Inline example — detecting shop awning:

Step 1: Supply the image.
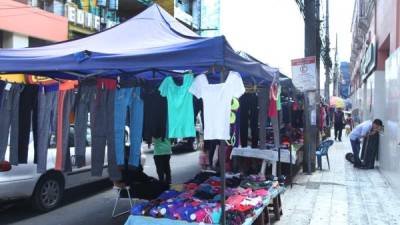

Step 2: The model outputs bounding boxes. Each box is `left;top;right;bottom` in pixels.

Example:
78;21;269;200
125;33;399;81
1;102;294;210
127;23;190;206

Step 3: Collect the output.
0;4;278;83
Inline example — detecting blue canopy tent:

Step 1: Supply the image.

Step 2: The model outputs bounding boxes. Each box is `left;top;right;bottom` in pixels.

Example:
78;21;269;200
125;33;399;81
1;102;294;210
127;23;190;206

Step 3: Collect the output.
237;51;294;88
0;5;287;225
0;4;279;84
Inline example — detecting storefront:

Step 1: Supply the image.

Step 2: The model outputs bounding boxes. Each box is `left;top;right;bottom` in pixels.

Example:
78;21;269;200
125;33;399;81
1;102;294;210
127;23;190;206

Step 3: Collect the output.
350;0;400;193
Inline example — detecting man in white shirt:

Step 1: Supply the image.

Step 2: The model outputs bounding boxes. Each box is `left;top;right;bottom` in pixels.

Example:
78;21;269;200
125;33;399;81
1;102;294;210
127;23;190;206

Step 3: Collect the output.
349;119;383;168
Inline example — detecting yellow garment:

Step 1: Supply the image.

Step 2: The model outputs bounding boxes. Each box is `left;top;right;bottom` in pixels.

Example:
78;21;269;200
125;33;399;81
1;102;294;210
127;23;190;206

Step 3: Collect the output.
26;75;56;85
0;74;26;83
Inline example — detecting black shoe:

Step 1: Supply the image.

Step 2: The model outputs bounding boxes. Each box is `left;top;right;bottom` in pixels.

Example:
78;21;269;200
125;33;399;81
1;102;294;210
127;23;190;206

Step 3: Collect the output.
354;164;363;169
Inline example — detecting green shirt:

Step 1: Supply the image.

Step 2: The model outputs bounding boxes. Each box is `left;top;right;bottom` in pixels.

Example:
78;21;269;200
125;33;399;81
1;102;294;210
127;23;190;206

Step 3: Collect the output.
159;74;196;138
154;138;172;155
277;85;282;111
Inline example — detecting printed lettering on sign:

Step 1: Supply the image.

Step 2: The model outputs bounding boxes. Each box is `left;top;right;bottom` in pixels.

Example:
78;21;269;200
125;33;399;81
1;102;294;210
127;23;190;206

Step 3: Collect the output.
86;13;93;28
77;9;85;26
94;16;101;30
67;6;76;22
291;56;317;91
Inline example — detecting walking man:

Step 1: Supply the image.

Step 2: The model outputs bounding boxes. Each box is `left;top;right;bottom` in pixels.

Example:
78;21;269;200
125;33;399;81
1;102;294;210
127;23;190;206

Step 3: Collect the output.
333;108;345;141
349;119;383;168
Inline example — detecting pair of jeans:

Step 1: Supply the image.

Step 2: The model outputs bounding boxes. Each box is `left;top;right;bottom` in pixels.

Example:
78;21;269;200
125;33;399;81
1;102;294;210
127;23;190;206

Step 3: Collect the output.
74;83;97;167
334;123;343;141
18;85;39;164
0;84;23;165
114;87;144;167
153;154;171;184
92;88;121;181
37;85;59;173
0;80;5;107
351;139;362;166
55;89;76;172
239;93;259;148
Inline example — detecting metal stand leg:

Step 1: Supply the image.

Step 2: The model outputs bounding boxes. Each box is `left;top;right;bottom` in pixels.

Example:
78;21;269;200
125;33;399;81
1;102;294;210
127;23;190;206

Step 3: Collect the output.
112;187;132;218
326;154;330;170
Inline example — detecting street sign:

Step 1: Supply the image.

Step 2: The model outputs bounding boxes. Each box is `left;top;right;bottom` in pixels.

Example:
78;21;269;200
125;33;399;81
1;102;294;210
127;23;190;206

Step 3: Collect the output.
291;56;317;91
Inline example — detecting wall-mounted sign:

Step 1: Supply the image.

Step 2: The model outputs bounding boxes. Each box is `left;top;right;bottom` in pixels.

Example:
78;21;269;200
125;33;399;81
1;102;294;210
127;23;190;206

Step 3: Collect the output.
291;56;317;91
361;42;376;80
65;4;116;31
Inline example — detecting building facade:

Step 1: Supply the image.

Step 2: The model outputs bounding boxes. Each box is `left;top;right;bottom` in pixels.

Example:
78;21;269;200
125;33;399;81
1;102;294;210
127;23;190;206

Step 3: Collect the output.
339;62;351;99
350;0;400;193
174;0;220;36
0;0;68;48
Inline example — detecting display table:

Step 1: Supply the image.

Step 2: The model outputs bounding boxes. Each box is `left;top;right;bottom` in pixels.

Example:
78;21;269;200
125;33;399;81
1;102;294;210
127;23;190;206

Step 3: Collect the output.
124;187;285;225
231;147;297;164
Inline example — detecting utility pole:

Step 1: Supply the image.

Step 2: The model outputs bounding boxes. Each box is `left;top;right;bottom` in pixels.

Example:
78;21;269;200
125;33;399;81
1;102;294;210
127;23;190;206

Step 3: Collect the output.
333;34;339;96
324;0;331;101
302;0;320;173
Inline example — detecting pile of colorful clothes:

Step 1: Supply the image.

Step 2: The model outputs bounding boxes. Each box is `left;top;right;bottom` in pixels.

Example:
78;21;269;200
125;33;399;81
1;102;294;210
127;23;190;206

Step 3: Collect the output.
130;173;281;225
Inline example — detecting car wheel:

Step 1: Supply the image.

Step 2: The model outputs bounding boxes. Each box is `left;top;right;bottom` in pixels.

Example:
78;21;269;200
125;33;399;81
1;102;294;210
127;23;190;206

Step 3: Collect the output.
32;172;64;212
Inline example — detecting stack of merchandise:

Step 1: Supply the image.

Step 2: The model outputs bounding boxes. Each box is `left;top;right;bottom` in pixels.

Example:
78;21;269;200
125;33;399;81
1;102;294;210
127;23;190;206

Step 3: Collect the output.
130;173;282;225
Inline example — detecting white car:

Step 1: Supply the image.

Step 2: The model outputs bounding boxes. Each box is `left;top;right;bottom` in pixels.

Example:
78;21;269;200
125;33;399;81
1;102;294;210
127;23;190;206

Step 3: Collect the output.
0;126;145;212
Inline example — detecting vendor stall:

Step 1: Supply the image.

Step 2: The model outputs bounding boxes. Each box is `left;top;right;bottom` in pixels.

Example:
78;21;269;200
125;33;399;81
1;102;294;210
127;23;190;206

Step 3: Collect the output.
0;4;296;225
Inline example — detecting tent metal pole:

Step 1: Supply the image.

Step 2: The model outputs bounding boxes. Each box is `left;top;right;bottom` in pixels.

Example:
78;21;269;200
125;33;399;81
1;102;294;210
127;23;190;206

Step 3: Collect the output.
219;68;227;225
258;86;268;175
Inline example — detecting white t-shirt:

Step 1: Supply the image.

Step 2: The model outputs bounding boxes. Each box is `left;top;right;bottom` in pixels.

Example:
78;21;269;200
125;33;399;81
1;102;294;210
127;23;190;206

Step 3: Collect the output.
349;120;372;141
189;71;245;140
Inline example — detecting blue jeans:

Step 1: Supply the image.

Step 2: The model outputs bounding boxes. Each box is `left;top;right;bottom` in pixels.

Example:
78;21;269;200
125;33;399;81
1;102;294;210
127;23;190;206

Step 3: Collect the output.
114;87;143;167
350;139;362;166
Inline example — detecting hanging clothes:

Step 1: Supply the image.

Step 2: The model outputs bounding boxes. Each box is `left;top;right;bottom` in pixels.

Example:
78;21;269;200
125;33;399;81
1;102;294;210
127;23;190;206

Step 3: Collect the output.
189;72;245;140
37;83;59;173
18;84;39;164
142;85;168;143
55;80;78;172
0;83;23;165
91;78;121;181
74;79;97;167
114;80;144;168
277;85;282;111
268;83;278;118
159;74;196;138
239;93;259;148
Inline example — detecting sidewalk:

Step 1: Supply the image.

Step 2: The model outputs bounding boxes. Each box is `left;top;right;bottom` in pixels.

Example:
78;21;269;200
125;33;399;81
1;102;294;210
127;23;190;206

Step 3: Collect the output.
276;134;400;225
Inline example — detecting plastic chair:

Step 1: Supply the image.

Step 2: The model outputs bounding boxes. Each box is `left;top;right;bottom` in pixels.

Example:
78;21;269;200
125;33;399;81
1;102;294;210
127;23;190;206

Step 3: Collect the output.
316;140;334;170
112;185;133;218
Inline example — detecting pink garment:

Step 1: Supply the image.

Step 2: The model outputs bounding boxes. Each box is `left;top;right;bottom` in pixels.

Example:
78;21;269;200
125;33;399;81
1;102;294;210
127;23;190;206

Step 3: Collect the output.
268;83;278;118
254;189;269;197
195;207;213;224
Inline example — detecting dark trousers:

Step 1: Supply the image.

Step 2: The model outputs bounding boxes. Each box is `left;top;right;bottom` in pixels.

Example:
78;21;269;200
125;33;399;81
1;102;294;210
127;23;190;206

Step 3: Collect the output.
18;85;38;164
37;90;58;173
334;124;343;141
239;93;259;148
350;139;362;166
92;89;121;181
0;84;23;165
55;89;76;172
153;155;171;184
74;84;96;167
204;140;219;167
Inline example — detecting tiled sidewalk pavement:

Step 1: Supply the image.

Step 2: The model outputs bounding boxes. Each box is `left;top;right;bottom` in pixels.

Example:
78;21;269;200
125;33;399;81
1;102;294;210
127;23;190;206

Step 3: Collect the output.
275;135;400;225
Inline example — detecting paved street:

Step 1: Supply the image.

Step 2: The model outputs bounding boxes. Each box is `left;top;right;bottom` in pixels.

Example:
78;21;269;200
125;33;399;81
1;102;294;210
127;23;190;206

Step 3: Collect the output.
0;150;200;225
276;135;400;225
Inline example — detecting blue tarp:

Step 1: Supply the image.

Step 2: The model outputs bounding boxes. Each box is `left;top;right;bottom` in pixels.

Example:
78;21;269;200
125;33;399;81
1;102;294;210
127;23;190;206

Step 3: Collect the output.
0;4;279;84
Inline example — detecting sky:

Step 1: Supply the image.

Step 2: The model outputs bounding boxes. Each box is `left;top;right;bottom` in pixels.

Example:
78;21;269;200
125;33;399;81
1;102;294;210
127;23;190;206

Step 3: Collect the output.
220;0;355;78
